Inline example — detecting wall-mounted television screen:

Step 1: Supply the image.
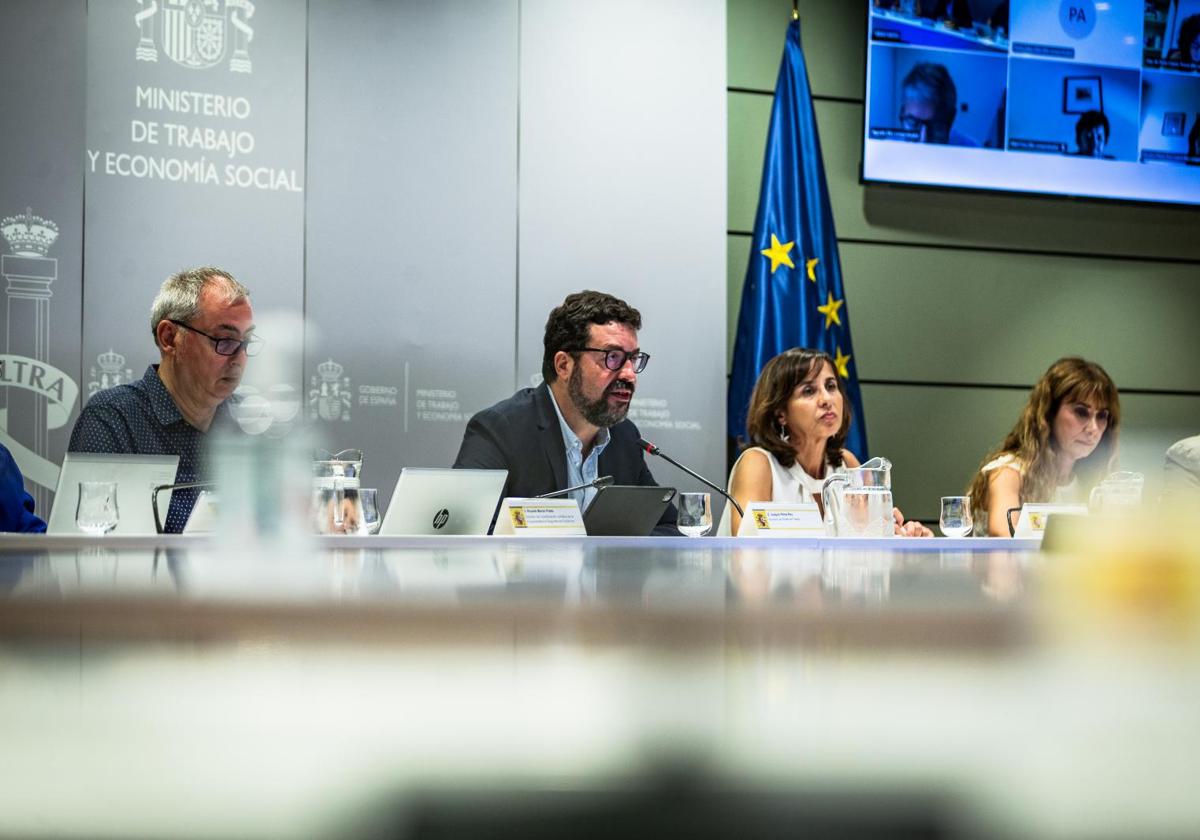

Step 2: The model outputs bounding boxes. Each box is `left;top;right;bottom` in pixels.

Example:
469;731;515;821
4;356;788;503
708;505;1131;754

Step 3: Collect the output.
861;0;1200;206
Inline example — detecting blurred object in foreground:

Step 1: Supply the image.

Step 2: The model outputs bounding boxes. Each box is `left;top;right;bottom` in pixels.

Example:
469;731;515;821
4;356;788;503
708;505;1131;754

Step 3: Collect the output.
1040;504;1200;650
1163;434;1200;502
215;311;314;558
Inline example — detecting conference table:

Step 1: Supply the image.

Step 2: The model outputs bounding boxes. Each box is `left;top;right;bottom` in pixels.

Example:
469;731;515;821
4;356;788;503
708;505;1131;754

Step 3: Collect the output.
1;533;1197;838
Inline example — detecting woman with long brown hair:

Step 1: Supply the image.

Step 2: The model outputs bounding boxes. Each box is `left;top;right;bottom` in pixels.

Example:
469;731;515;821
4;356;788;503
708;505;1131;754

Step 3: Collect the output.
721;347;929;536
967;357;1120;536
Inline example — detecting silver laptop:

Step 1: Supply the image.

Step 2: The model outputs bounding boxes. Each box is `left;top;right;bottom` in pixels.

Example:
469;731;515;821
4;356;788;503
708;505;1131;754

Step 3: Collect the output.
379;468;507;536
47;453;180;536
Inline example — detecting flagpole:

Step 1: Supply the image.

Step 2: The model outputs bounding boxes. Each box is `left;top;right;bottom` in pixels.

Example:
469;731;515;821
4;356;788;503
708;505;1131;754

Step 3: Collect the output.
792;1;799;21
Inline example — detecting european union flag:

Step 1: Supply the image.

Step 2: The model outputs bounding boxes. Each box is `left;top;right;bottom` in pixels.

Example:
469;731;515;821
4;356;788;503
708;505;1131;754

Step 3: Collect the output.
727;19;868;459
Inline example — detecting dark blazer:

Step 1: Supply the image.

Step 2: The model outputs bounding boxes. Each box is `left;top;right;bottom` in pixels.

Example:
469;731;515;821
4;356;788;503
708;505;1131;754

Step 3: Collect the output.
0;443;46;533
453;383;678;533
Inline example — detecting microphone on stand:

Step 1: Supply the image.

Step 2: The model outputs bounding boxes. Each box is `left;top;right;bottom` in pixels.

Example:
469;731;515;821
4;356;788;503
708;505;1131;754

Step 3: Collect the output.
535;475;614;499
636;438;743;518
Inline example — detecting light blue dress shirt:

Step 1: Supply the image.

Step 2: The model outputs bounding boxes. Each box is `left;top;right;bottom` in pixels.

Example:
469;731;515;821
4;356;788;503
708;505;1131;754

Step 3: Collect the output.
548;388;610;511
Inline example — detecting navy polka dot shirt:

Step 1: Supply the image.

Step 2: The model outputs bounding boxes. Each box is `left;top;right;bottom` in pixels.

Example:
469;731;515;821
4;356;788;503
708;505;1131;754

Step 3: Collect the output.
68;365;239;533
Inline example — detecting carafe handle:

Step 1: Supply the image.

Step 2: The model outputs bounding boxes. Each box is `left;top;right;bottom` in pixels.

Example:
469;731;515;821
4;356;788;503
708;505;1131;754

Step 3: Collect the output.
821;472;848;536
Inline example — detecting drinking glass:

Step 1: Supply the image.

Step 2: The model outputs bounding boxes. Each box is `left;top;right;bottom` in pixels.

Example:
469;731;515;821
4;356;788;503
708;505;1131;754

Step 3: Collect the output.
76;481;119;536
939;496;973;538
359;488;381;535
676;492;713;537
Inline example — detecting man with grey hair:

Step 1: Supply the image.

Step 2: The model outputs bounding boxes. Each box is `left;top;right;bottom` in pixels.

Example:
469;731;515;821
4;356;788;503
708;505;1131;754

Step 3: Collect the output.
68;267;259;532
898;62;977;147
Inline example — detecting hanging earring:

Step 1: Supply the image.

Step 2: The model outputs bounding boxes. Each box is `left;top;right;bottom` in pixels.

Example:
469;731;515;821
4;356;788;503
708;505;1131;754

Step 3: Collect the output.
778;421;791;443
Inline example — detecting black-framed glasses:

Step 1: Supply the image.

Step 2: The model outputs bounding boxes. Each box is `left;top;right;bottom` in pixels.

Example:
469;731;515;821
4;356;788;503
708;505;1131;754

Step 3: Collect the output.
898;110;949;141
168;319;263;357
575;347;650;374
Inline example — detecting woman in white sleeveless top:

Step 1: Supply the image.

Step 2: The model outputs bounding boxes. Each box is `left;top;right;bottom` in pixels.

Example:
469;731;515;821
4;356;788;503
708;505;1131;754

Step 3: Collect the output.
967;357;1120;536
721;348;929;537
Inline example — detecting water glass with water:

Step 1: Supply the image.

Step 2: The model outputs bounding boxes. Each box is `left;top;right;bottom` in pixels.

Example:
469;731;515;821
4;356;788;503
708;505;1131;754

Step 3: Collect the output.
939;496;973;538
76;481;119;536
676;492;713;537
840;486;894;536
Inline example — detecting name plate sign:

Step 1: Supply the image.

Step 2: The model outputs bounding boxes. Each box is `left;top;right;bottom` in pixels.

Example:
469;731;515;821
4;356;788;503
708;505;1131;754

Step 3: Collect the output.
182;491;219;534
493;498;586;537
737;501;825;537
1014;503;1089;539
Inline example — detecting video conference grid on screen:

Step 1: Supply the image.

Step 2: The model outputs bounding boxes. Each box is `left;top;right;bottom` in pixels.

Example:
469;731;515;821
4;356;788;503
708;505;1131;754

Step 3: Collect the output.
862;1;1200;205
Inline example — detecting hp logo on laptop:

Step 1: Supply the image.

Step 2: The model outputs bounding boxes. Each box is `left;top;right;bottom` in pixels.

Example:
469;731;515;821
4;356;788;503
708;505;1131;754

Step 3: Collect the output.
432;508;450;530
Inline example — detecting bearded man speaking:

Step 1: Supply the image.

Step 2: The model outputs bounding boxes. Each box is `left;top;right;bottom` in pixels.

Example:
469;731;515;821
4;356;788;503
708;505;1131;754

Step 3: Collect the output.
453;290;676;533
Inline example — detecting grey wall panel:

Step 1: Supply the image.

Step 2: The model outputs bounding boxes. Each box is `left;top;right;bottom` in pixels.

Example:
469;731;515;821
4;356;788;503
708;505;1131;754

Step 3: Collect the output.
305;0;519;502
860;169;1200;263
730;225;1200;395
729;0;865;100
862;384;1026;521
83;0;308;390
0;0;86;514
730;94;1200;261
518;0;728;495
730;228;1200;391
841;242;1200;392
726;233;752;371
863;384;1199;522
726;0;782;93
727;92;773;240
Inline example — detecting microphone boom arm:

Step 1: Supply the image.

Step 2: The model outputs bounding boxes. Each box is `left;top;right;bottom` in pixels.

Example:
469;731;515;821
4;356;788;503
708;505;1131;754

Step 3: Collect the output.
637;439;743;519
536;475;615;499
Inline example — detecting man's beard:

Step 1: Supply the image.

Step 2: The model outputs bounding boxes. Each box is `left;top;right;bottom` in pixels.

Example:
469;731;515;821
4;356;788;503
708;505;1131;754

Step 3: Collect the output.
568;366;634;428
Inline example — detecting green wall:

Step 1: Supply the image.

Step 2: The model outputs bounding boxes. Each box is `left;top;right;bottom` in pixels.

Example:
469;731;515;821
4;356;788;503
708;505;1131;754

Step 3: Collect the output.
727;0;1200;520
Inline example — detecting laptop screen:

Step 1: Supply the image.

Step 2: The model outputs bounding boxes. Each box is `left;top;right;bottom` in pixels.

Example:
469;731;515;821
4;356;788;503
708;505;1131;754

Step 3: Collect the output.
47;452;180;536
379;468;507;536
